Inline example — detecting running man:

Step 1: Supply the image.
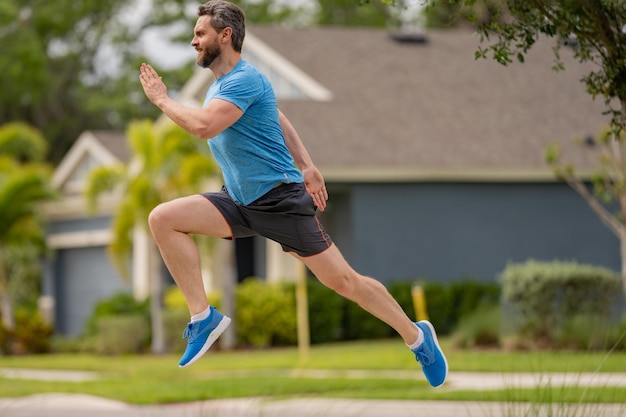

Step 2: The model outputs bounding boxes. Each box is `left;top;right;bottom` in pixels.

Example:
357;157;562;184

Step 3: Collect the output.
139;0;447;387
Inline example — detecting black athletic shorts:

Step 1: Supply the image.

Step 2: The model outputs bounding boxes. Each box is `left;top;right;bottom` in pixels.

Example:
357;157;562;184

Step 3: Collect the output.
202;182;332;257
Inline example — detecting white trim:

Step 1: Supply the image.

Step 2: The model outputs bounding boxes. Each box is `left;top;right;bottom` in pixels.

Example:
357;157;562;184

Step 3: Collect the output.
161;31;333;118
52;131;121;189
132;226;150;301
47;230;112;249
244;32;333;101
266;240;299;283
40;193;120;220
177;69;214;108
319;167;595;183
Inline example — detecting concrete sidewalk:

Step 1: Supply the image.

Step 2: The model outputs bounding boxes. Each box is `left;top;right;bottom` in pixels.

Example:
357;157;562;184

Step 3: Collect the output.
0;370;625;416
1;394;625;417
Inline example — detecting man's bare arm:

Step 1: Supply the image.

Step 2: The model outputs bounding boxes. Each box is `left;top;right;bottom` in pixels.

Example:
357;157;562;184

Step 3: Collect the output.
139;63;242;138
279;110;328;211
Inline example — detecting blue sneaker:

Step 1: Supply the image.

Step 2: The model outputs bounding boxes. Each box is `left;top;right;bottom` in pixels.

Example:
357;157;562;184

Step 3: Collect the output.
412;320;448;387
179;306;231;368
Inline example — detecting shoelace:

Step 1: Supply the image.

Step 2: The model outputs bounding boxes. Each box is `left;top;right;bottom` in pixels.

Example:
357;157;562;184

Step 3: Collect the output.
415;343;435;366
415;350;434;366
182;323;195;340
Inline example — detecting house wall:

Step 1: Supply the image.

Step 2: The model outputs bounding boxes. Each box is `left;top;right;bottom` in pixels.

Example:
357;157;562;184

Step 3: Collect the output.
42;181;622;335
321;182;620;284
43;216;131;335
49;246;130;335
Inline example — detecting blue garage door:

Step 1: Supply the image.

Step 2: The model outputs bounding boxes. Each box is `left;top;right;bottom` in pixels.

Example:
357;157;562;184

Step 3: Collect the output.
54;246;130;335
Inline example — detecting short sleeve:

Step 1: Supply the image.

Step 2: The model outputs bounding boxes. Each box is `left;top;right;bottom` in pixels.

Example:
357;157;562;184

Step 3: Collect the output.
214;70;264;112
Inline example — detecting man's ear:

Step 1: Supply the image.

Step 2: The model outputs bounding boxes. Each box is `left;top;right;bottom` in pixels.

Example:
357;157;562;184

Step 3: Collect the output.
220;27;233;44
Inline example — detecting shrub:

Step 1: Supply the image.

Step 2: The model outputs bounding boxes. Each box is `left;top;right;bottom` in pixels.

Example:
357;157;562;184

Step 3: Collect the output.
422;282;454;334
164;286;188;310
499;260;621;347
341;298;391;340
83;292;150;336
408;279;501;336
452;305;501;349
307;278;343;344
606;314;626;351
95;315;150;355
162;308;191;354
388;281;418;321
50;335;97;353
236;278;297;348
0;310;54;354
163;285;222;310
554;313;613;351
448;280;500;319
0;317;9;354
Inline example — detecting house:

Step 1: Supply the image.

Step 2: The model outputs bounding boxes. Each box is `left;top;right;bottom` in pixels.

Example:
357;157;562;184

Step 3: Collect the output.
41;26;618;336
41;131;134;335
250;26;617;283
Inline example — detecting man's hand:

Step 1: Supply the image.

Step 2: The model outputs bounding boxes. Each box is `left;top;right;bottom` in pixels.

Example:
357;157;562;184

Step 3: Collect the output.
139;63;168;106
302;166;328;211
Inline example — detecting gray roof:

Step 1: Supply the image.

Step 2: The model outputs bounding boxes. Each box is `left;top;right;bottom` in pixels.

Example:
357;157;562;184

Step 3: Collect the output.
90;130;130;162
249;26;607;181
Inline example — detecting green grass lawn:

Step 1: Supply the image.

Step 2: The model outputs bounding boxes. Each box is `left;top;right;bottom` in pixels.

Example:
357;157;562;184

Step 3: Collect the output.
0;338;625;404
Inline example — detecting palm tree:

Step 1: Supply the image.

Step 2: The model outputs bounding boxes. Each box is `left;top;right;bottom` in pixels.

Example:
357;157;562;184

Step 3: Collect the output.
85;120;218;353
0;123;55;331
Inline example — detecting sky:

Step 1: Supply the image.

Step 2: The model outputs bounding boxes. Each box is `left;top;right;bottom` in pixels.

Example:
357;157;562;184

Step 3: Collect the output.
119;0;427;70
126;0;319;69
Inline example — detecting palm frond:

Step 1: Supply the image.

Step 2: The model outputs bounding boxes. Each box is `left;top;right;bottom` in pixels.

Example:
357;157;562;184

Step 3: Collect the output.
0;165;56;239
0;122;48;163
84;164;127;214
85;119;221;279
107;199;137;281
178;153;219;191
127;120;159;175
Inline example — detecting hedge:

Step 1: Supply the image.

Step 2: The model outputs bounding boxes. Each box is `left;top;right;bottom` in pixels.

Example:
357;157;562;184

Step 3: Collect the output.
499;259;621;346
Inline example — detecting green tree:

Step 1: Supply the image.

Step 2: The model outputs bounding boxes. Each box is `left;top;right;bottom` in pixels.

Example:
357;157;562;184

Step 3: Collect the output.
0;123;56;330
317;0;391;26
421;0;508;28
480;1;626;305
85;119;218;353
229;0;307;24
0;0;196;163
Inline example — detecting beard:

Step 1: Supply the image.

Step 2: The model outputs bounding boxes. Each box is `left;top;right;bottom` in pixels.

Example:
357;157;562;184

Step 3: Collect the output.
197;43;221;68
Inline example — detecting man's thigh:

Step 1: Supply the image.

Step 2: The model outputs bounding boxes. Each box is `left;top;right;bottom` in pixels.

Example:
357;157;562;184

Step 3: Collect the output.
155;194;232;238
296;244;354;285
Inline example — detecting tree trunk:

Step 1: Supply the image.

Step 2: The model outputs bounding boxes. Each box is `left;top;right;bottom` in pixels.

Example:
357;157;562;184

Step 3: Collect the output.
215;239;236;350
0;249;15;330
0;290;14;331
621;232;626;306
149;239;165;354
295;262;310;362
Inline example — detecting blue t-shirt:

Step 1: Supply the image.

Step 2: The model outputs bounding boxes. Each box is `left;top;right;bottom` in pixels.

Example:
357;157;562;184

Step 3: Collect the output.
203;60;303;205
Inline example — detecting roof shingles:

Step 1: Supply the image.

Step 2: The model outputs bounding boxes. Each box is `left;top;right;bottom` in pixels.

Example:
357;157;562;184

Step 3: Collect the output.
248;26;608;177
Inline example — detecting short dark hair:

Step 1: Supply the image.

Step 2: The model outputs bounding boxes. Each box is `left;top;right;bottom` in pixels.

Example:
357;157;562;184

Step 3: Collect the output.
198;1;245;52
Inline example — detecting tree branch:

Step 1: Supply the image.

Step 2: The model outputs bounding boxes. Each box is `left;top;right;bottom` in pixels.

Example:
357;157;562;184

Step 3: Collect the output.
560;172;623;238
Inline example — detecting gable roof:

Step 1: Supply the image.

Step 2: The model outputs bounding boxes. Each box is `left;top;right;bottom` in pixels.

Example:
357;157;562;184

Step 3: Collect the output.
246;26;606;182
52;130;129;195
43;130;128;220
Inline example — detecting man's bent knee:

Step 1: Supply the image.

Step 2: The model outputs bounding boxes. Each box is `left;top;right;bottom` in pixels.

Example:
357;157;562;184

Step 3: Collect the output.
323;272;362;300
148;202;174;237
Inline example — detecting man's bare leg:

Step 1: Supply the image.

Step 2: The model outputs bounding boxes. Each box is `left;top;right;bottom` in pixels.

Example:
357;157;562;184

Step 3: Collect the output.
296;244;419;345
148;194;231;315
298;244;448;387
148;194;234;367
